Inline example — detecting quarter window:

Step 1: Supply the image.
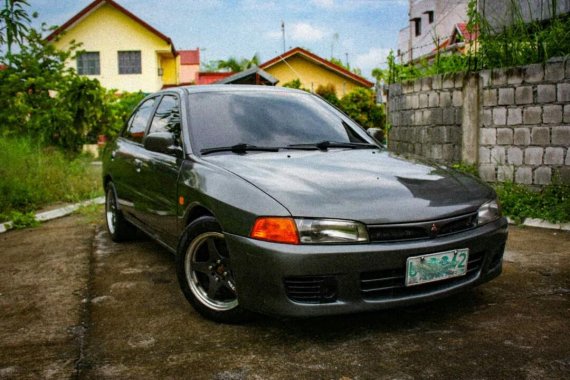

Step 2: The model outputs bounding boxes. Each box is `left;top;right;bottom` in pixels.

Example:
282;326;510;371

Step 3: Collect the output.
77;52;100;75
118;51;142;74
125;98;156;143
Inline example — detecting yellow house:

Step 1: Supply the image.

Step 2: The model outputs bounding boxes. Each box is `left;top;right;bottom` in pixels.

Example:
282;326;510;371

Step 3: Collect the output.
46;0;178;92
260;47;374;98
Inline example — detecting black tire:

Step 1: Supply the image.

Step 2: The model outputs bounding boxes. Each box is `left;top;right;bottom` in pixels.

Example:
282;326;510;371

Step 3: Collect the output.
176;216;250;323
105;183;137;242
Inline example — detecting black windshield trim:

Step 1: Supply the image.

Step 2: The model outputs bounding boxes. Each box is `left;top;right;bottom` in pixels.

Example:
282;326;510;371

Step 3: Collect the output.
287;141;378;151
200;144;280;155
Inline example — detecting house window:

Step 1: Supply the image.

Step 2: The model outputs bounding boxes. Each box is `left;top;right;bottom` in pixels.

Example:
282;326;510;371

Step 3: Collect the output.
77;52;100;75
412;18;422;36
425;11;434;24
118;51;142;74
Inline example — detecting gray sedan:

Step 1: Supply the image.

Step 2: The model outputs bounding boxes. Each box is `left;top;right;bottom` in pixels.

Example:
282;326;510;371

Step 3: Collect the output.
102;85;508;323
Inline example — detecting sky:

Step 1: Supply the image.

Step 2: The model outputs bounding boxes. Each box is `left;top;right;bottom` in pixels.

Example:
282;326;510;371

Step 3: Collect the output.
28;0;409;80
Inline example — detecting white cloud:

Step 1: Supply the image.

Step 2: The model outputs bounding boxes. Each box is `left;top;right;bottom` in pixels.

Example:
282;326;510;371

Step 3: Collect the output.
354;47;392;70
312;0;335;8
265;30;283;40
289;22;328;42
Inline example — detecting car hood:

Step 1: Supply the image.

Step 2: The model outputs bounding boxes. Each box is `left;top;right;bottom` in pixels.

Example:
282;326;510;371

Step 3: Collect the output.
203;149;494;224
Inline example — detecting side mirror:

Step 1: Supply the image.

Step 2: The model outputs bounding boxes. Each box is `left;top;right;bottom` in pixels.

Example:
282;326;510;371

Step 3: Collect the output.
367;128;385;144
144;132;183;158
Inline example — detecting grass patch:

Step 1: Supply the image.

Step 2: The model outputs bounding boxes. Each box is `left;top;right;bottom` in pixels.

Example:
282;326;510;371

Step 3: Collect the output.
451;163;569;224
75;203;104;225
0;137;103;221
494;182;570;224
6;211;41;229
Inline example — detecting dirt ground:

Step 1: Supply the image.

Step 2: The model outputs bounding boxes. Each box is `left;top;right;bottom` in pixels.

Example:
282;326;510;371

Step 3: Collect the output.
0;213;568;380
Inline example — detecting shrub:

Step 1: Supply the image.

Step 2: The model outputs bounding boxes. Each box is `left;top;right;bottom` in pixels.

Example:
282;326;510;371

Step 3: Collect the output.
0;137;102;218
316;84;341;108
340;88;384;130
494;182;570;224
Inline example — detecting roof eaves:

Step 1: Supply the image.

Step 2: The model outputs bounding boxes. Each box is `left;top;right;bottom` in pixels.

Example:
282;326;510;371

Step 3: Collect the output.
45;0;177;55
260;47;373;88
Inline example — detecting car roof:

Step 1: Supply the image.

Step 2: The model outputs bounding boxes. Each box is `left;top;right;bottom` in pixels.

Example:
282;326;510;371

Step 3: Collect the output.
160;85;310;96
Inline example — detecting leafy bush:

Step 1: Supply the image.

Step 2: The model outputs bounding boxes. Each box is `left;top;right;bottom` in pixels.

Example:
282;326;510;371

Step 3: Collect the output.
0;26;144;152
340;88;384;130
0;137;102;218
494;182;570;224
315;84;341;107
7;211;40;229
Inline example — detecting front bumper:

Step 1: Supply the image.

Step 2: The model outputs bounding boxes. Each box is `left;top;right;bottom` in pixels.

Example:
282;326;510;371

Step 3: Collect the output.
225;218;508;318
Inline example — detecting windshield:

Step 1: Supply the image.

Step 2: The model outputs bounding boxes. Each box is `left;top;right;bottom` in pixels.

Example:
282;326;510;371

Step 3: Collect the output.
187;91;368;153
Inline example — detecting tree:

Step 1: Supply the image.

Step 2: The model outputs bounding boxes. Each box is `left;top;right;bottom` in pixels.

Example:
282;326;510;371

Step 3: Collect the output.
0;0;32;61
329;57;362;76
216;53;260;72
0;25;141;152
340;88;383;131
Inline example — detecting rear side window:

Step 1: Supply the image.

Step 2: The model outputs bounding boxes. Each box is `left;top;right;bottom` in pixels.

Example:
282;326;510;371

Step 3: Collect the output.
148;95;181;137
125;98;156;143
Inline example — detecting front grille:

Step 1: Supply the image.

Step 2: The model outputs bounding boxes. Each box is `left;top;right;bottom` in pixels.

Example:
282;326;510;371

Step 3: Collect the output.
368;213;478;243
360;250;484;300
284;276;337;304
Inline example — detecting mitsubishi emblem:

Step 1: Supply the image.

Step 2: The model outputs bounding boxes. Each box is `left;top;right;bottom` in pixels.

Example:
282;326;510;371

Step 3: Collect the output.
430;223;438;236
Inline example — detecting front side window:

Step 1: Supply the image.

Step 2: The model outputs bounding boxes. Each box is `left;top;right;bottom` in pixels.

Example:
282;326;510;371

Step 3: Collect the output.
148;95;181;141
118;51;142;74
124;97;156;143
77;52;100;75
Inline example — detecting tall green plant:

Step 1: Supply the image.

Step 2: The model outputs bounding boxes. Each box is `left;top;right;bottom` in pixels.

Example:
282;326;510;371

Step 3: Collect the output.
0;0;31;60
376;0;570;84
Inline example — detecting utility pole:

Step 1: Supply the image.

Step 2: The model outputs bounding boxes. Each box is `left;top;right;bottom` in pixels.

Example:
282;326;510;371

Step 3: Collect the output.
281;21;286;53
331;33;339;58
345;52;349;68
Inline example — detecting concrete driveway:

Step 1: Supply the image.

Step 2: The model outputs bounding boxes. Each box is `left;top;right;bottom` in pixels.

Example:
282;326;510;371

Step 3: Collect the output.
0;213;568;379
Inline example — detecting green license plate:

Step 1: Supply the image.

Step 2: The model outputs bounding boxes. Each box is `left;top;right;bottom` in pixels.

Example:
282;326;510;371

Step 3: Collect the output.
405;249;469;287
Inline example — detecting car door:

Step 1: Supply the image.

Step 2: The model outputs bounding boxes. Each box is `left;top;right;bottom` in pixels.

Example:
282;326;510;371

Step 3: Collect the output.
111;96;158;223
137;94;183;247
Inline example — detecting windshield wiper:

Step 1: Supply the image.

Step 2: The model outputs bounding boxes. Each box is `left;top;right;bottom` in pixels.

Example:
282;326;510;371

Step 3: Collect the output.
287;141;377;151
200;144;280;155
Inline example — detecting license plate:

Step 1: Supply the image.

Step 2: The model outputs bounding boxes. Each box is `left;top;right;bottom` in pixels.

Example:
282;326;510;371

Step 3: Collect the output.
405;249;469;287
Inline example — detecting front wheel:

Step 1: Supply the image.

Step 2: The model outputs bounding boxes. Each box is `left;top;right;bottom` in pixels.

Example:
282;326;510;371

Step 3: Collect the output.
176;216;250;323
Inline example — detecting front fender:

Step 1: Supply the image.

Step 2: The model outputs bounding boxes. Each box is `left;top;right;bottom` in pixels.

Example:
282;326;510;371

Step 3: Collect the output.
178;159;291;237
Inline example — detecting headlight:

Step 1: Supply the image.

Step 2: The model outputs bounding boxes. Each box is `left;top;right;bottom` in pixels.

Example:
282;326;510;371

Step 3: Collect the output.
477;200;501;225
295;218;369;244
250;217;369;244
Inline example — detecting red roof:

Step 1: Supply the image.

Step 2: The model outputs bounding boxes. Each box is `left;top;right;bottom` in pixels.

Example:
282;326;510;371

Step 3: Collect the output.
195;72;235;85
179;49;200;65
0;64;7;71
45;0;176;55
432;23;478;53
456;23;478;42
260;47;374;88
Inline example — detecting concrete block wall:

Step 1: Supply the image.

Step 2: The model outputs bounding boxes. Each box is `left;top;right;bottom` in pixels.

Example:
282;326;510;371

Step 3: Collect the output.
387;58;570;186
388;73;463;163
478;59;570;185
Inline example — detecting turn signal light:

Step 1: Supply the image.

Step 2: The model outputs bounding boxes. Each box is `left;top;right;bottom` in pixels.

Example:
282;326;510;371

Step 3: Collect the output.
250;217;299;244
